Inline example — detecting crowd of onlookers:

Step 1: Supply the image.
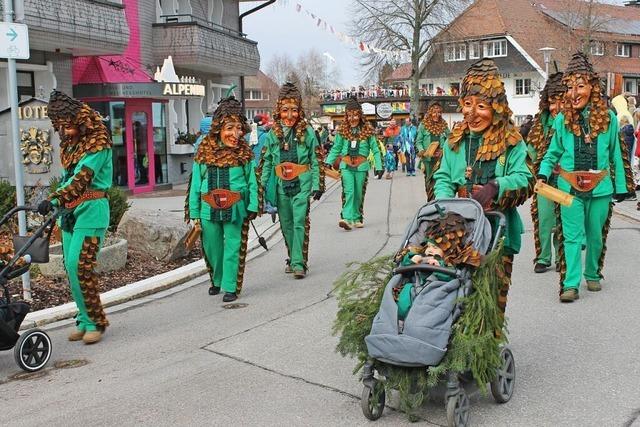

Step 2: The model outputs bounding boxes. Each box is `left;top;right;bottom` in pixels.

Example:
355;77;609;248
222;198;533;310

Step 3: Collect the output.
320;85;457;101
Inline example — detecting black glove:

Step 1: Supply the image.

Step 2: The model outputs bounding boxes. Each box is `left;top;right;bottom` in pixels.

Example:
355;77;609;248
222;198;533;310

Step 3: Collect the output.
312;190;323;201
247;210;258;220
614;193;627;203
472;181;499;207
536;174;547;183
37;199;53;215
375;170;384;178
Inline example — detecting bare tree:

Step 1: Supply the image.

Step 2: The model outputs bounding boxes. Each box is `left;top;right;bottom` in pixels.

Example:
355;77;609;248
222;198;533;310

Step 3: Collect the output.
556;0;615;54
351;0;470;117
265;53;296;86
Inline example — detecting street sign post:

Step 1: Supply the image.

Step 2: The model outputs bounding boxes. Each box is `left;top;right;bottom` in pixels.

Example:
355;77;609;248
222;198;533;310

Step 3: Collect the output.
0;21;29;59
3;0;31;299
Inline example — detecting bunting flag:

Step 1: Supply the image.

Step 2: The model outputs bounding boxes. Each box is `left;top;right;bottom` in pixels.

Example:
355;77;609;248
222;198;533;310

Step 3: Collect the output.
278;1;408;59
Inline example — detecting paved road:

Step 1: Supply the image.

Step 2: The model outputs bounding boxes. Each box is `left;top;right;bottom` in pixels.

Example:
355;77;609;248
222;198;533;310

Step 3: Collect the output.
2;173;640;427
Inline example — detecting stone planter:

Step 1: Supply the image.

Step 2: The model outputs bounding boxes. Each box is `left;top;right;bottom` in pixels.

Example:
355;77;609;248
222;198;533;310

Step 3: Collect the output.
168;143;194;155
39;238;128;278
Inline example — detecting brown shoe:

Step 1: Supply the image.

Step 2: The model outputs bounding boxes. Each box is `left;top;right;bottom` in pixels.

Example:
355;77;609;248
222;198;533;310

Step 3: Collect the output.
285;264;293;274
559;288;579;303
68;330;85;342
338;219;352;231
354;221;364;228
83;330;102;345
293;270;306;279
586;280;602;292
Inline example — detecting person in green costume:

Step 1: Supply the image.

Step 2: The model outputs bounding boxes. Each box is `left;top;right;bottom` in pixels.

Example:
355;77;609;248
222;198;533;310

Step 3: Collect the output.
537;52;634;302
260;82;324;279
527;72;566;274
38;90;112;345
433;59;534;315
187;96;260;302
325;97;382;231
415;101;450;200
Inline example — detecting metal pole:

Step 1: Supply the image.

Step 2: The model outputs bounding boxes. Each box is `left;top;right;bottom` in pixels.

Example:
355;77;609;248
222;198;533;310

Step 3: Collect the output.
4;0;31;299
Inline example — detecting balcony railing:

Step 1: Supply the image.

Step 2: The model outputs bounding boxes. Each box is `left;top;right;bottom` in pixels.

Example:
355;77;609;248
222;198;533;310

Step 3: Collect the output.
158;14;247;38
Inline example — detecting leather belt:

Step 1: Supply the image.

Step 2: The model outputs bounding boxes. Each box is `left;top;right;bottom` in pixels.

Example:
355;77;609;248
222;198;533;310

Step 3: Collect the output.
202;189;241;210
275;162;309;181
64;190;106;209
557;168;608;192
341;155;368;168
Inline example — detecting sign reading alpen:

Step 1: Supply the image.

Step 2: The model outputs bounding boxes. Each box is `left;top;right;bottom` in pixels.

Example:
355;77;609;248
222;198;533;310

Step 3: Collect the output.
162;83;205;97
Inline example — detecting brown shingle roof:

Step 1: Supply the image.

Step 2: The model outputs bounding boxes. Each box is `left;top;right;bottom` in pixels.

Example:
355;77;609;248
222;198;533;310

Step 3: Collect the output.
433;0;640;77
387;63;413;81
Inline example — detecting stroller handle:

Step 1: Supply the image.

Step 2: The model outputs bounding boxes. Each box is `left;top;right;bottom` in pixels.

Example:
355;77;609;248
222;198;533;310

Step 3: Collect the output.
484;210;507;252
393;264;460;279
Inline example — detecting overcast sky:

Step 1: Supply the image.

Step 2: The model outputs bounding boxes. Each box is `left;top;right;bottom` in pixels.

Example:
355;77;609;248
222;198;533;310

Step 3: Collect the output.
241;0;630;88
241;0;363;87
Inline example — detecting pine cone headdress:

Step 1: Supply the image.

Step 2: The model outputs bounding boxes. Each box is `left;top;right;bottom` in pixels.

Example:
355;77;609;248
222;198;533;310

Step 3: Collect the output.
272;82;308;141
339;96;374;140
425;212;481;267
449;59;521;160
538;72;565;111
561;51;610;138
195;96;253;165
47;90;111;169
422;100;448;136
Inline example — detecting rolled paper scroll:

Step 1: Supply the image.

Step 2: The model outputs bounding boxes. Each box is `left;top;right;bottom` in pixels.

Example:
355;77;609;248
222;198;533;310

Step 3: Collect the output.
534;181;574;207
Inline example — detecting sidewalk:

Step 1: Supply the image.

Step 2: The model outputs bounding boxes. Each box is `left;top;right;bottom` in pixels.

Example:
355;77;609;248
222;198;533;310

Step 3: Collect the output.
613;197;640;223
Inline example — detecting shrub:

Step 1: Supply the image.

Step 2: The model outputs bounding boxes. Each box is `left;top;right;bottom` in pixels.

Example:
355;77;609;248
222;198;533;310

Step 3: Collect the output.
0;180;16;219
107;186;130;232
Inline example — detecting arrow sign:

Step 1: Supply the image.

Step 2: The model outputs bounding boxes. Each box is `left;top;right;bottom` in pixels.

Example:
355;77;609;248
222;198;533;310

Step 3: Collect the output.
0;22;29;59
6;27;18;42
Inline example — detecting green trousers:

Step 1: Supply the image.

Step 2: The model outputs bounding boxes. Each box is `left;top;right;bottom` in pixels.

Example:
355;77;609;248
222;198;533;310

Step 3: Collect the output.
341;169;368;223
534;194;559;266
559;195;612;289
62;228;106;332
277;190;310;271
201;218;246;293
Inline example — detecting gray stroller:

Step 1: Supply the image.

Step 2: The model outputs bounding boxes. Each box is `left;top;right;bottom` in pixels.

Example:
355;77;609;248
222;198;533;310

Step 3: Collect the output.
361;199;515;426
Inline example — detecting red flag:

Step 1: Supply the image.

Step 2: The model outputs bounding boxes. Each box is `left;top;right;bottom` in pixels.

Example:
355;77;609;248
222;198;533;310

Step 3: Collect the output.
359;41;365;51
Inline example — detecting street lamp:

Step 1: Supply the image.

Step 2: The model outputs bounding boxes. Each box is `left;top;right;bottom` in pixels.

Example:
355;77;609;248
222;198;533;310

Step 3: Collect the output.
539;47;556;81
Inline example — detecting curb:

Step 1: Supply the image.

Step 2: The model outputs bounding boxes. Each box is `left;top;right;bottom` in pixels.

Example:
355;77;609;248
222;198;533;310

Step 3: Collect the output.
612;205;640;224
21;178;341;330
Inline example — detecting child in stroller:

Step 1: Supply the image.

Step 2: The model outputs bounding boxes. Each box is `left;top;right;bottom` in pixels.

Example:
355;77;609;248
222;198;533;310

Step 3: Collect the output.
0;206;56;373
360;199;515;426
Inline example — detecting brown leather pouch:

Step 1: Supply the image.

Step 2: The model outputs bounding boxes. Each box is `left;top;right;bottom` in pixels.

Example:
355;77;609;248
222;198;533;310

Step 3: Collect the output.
341;155;368;168
202;189;242;210
185;223;202;251
558;168;607;192
275;162;310;181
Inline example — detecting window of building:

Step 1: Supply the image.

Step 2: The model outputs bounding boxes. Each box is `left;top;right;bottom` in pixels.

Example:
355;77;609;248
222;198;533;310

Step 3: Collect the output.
469;42;481;59
515;78;532;96
152;103;168;185
624;78;640;95
590;41;604;56
616;43;631;57
17;71;35;101
483;40;507;58
444;43;466;62
244;90;263;100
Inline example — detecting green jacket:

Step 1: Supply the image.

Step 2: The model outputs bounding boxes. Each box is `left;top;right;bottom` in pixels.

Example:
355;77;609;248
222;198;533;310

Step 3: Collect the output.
433;134;533;254
54;149;112;229
260;125;321;206
188;160;258;222
539;109;628;197
326;132;382;172
415;123;449;175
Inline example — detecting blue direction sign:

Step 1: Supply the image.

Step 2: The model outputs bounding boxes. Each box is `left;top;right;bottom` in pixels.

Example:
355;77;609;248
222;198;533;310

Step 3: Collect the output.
0;22;29;60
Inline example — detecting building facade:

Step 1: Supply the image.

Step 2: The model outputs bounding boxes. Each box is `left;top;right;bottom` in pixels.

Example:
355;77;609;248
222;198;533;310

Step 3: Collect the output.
244;70;278;121
1;0;260;193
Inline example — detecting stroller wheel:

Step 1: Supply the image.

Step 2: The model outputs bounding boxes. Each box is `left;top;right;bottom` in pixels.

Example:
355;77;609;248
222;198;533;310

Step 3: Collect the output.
14;329;52;372
446;389;470;427
361;380;385;421
491;346;516;403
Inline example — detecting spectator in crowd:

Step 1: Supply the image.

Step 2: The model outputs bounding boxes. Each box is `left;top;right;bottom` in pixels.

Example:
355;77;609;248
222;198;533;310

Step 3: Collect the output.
519;115;534;140
400;117;417;176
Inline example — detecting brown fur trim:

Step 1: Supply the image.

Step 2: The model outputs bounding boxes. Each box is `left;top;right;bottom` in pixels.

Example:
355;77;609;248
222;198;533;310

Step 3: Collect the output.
194;135;253;166
49;166;94;204
618;132;636;193
235;219;251;295
302;200;311;270
201;238;215;286
56;105;112;170
531;194;542;263
555;203;567;294
78;236;109;329
496;156;535;210
597;202;613;280
338;114;375;141
497;255;513;315
561;73;610;139
184;172;192;222
315;145;326;193
254;146;267;214
425;157;442;201
422;104;448;136
358;173;369;221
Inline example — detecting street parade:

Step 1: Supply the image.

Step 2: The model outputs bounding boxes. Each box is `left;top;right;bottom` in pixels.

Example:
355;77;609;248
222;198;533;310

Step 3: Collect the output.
2;0;640;426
